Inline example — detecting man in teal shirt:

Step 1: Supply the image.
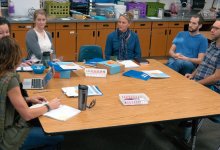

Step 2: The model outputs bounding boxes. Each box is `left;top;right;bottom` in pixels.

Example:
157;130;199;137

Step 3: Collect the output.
166;15;208;75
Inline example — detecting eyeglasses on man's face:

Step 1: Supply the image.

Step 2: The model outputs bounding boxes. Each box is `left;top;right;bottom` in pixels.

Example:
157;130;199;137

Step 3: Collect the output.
211;25;220;31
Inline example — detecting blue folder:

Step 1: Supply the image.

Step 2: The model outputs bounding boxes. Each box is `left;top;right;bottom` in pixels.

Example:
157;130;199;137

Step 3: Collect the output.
123;70;151;81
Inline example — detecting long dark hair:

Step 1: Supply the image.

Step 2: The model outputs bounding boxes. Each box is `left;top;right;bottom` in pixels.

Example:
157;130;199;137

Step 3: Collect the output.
0;36;21;77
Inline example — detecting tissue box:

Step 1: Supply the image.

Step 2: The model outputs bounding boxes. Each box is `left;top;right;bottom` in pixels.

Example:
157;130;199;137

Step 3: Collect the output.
97;60;125;74
54;70;71;79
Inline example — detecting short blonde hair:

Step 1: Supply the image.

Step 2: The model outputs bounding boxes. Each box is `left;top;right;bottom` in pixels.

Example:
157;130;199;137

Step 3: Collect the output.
119;11;134;23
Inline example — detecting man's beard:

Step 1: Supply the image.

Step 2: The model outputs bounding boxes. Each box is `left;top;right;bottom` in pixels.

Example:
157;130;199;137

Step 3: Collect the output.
188;27;199;33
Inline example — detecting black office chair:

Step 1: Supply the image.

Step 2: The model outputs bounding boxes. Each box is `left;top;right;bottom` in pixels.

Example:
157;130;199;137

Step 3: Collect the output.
78;45;103;62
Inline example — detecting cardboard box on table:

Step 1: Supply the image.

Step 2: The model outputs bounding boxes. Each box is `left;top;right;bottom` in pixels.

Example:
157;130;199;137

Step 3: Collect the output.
97;60;125;74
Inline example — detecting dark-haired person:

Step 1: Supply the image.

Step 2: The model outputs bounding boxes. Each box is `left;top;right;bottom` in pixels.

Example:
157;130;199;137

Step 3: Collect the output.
0;36;64;150
105;11;141;60
0;16;32;66
166;15;208;75
185;19;220;121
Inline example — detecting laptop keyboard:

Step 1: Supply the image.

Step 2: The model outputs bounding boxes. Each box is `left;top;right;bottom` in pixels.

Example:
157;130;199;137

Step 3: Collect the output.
32;78;42;88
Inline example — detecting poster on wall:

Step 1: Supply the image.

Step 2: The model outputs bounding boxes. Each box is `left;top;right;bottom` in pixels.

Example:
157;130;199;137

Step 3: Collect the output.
1;0;8;7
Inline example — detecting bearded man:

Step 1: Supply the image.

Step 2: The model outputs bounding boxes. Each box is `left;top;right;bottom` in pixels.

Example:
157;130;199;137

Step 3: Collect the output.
166;15;208;75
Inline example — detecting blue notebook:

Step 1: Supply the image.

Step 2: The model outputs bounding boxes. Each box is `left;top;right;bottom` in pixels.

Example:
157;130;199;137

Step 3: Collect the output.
123;70;151;81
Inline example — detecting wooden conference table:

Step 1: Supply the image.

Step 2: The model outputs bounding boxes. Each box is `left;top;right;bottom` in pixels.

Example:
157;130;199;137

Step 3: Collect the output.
22;59;220;134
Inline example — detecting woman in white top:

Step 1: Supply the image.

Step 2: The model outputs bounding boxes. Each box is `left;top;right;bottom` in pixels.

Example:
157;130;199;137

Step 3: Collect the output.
26;9;55;63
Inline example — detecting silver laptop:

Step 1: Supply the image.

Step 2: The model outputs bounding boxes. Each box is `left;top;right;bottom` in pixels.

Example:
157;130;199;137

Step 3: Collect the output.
23;68;54;90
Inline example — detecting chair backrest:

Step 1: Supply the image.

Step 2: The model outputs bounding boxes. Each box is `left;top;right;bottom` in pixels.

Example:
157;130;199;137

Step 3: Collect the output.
78;45;103;62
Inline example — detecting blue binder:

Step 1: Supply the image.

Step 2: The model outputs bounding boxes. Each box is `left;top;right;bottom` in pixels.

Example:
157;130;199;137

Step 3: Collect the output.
123;70;151;81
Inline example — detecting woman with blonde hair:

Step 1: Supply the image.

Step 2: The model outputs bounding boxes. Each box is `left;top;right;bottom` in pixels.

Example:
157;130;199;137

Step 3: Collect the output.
26;9;55;64
105;11;141;60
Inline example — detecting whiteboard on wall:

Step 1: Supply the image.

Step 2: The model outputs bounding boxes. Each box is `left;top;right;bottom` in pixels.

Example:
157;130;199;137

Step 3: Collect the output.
13;0;40;16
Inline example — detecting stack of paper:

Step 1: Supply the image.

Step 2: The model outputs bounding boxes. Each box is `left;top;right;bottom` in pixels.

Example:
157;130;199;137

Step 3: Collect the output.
30;103;81;121
58;62;83;70
142;70;170;78
118;60;139;68
62;85;103;97
43;105;81;121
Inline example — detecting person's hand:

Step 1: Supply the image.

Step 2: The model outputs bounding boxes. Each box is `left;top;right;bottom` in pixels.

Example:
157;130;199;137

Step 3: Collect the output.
27;96;47;104
25;60;33;66
174;53;181;59
20;60;33;66
48;98;61;110
185;73;193;79
178;54;189;61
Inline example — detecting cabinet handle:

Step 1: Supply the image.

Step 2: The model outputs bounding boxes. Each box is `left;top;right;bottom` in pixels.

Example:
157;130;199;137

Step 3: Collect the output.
57;32;59;38
63;25;69;28
52;32;54;38
158;23;163;26
12;33;15;38
140;24;146;27
84;24;90;27
165;29;167;35
174;23;179;26
18;25;25;28
169;29;171;35
93;31;95;37
97;31;100;37
103;24;109;27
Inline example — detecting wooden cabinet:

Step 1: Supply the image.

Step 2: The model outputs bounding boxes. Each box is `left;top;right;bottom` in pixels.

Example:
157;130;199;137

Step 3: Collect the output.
150;22;184;56
11;23;33;58
96;22;116;53
45;23;56;49
55;23;77;61
166;22;185;56
77;22;96;50
132;22;151;57
76;22;115;58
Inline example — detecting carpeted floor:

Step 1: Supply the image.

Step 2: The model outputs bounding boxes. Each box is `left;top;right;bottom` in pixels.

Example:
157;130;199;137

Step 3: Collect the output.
60;118;220;150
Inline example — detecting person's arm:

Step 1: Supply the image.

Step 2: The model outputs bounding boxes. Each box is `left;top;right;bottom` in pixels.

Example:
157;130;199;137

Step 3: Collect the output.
26;30;42;59
7;86;61;121
178;37;208;64
105;33;113;60
169;44;179;58
134;33;141;59
185;68;198;79
198;68;220;85
178;53;205;64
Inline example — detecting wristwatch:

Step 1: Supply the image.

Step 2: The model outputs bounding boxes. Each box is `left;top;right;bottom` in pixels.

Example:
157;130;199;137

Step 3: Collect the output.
44;104;51;112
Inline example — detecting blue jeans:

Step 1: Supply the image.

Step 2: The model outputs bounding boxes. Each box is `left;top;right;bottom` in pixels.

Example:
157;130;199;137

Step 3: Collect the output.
20;127;64;150
166;58;196;75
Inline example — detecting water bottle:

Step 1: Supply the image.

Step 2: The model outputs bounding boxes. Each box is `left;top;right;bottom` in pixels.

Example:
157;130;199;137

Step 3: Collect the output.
8;0;15;17
42;52;51;68
78;85;88;111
